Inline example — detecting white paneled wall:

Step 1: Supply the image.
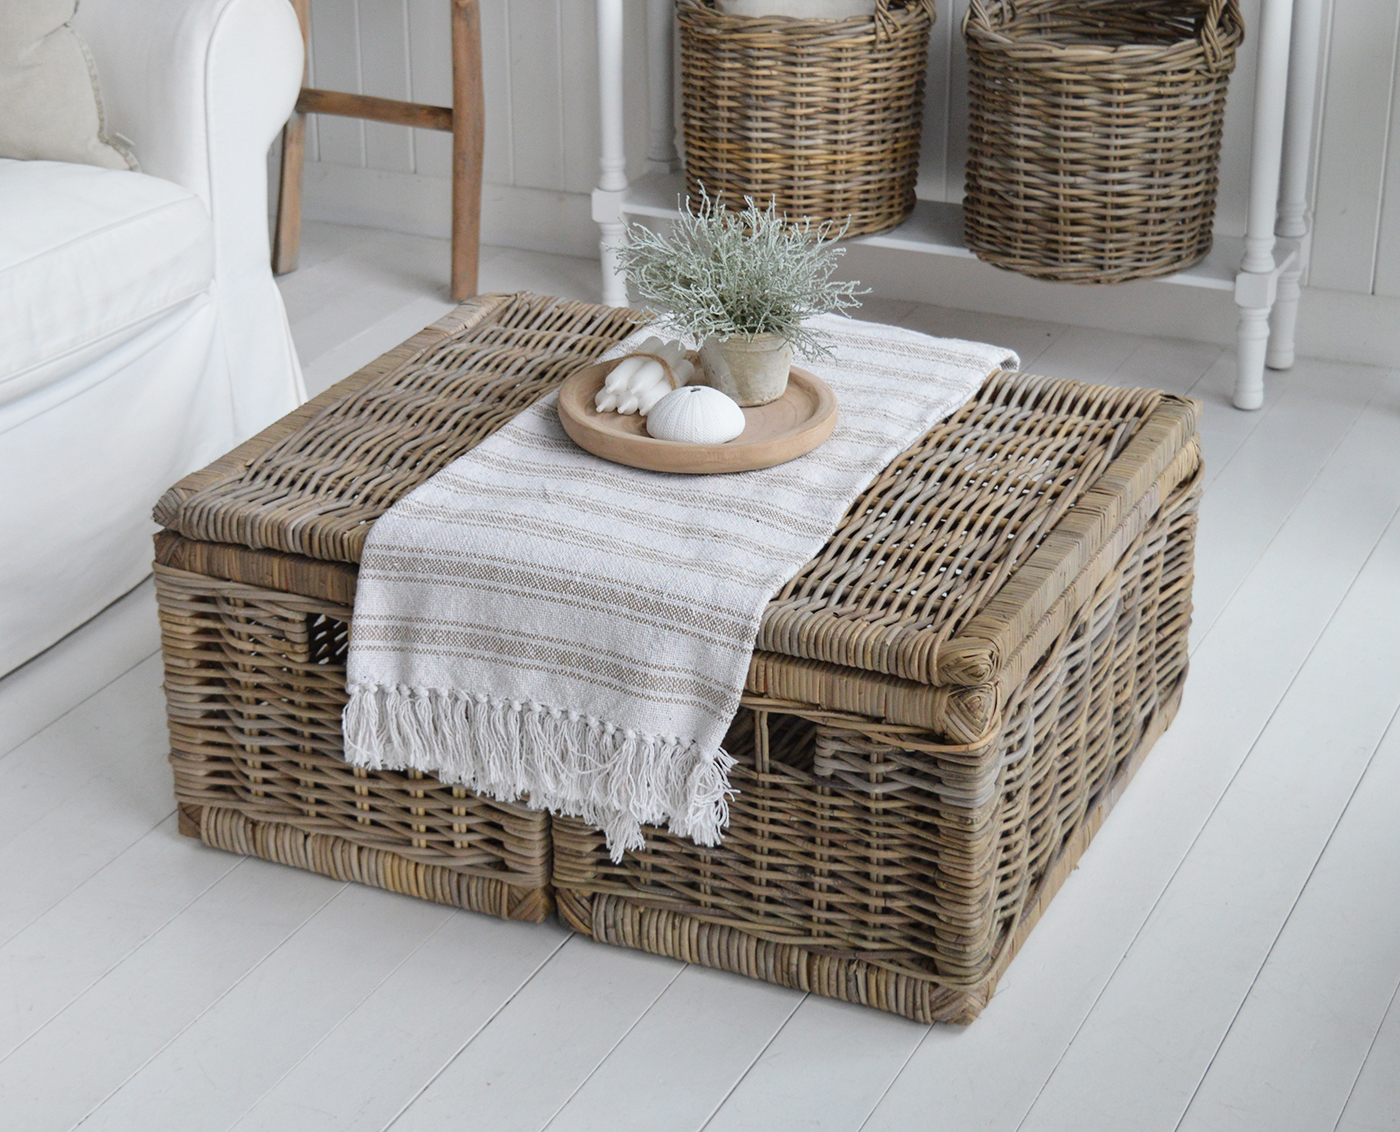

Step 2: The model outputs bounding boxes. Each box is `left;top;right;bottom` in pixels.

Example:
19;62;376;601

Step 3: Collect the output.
294;0;648;257
1307;0;1399;295
294;0;1400;307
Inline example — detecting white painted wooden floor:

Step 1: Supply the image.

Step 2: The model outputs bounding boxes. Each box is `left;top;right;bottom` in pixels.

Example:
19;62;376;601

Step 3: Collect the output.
4;221;1399;1132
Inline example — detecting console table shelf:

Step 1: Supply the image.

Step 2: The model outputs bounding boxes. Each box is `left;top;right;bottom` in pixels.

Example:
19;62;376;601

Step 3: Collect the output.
592;0;1324;410
619;170;1253;294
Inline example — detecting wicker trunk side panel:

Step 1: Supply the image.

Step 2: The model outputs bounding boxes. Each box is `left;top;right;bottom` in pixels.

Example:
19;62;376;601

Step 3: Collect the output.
554;461;1201;1017
153;563;552;922
555;889;987;1026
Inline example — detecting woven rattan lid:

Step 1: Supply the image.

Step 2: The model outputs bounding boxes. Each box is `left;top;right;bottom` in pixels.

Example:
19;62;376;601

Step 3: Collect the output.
156;293;1200;692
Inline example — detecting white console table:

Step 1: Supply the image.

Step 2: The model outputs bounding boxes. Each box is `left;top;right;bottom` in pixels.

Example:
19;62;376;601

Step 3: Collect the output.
593;0;1324;410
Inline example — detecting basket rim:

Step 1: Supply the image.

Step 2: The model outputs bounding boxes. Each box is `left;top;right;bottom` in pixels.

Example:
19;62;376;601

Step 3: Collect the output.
964;3;1242;64
679;0;935;32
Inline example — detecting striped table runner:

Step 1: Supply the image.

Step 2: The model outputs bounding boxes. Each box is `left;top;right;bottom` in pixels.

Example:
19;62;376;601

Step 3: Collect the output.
343;315;1017;859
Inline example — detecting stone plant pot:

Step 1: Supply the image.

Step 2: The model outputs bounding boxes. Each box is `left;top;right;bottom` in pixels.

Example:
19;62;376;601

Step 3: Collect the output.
698;333;794;407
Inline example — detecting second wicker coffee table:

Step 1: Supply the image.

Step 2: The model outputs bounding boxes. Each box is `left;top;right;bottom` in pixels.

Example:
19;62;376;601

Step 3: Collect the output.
152;292;1200;1022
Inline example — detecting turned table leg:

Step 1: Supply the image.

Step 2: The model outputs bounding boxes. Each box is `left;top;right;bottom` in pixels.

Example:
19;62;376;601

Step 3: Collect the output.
1233;0;1297;410
594;0;630;307
1267;0;1324;373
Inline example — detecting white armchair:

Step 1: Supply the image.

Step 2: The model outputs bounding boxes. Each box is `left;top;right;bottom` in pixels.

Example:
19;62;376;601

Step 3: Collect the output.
0;0;307;675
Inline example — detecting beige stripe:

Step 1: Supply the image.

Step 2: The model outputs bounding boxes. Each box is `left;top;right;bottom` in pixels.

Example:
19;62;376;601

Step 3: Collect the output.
453;447;865;516
388;508;785;589
402;482;806;562
352;626;738;718
362;549;759;647
355;613;740;696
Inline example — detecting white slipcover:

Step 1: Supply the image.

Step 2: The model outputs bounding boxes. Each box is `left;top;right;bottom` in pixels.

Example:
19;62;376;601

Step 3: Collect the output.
0;0;307;676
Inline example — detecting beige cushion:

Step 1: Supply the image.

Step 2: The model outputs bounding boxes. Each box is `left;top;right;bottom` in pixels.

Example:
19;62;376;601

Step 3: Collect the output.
0;0;136;169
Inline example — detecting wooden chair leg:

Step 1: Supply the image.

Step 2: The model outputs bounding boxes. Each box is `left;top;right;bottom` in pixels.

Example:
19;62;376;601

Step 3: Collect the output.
450;0;484;301
272;114;306;275
272;0;312;276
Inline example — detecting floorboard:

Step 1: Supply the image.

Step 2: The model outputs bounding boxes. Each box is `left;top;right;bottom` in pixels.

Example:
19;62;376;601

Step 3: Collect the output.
77;883;456;1132
0;858;344;1132
0;579;157;760
228;914;572;1132
1187;362;1380;647
702;995;927;1132
0;658;172;946
0;814;238;1061
1177;704;1400;1132
3;221;1396;1132
1335;981;1400;1132
388;936;684;1132
543;965;803;1132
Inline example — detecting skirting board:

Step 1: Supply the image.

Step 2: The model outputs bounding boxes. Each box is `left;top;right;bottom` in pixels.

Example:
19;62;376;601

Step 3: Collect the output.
277;162;1400;372
841;244;1400;373
291;162;600;260
841;243;1241;345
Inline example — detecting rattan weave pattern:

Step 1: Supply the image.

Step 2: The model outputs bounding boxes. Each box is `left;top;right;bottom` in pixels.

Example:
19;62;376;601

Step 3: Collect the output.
154;293;642;563
758;372;1191;688
151;294;644;922
962;0;1243;283
152;293;1201;1019
157;294;1196;694
678;0;935;237
154;562;554;921
554;455;1200;1023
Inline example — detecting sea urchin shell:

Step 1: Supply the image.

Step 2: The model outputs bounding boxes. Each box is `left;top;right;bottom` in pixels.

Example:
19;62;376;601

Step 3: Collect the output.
645;386;746;445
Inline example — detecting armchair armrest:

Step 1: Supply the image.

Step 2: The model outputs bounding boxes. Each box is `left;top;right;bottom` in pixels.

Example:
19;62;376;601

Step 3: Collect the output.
74;0;302;212
73;0;306;436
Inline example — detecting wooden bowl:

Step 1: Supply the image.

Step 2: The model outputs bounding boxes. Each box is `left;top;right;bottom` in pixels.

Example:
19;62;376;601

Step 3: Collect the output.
557;360;838;474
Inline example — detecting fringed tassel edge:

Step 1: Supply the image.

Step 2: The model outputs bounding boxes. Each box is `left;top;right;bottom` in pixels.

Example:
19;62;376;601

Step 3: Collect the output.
342;683;736;862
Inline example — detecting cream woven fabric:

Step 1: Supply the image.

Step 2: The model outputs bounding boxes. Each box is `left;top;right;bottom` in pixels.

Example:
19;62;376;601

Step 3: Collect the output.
343;315;1017;857
0;0;136;170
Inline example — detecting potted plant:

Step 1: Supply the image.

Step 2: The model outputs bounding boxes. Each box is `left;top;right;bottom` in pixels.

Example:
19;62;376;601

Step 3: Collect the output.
616;191;865;406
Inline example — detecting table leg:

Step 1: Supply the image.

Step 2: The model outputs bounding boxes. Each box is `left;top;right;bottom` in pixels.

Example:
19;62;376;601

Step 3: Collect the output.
451;0;484;301
646;0;678;173
1234;0;1297;410
595;0;629;307
1268;0;1324;372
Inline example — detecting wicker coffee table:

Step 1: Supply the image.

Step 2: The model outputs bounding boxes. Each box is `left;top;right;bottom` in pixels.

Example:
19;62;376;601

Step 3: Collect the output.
151;293;1200;1019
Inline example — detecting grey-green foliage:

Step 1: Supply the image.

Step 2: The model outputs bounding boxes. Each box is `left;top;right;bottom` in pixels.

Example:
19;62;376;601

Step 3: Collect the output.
615;189;866;359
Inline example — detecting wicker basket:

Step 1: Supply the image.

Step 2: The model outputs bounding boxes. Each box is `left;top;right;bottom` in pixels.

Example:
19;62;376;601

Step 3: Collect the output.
553;372;1203;1024
962;0;1243;283
679;0;936;235
152;294;642;924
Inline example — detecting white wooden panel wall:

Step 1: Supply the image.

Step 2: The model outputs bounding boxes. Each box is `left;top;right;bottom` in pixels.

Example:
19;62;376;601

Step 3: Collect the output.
299;0;1400;299
302;0;648;184
1308;0;1399;294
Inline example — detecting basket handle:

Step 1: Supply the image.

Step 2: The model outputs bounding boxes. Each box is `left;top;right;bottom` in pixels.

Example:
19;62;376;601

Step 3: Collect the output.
963;0;995;36
965;0;1238;73
875;0;936;43
1200;0;1240;74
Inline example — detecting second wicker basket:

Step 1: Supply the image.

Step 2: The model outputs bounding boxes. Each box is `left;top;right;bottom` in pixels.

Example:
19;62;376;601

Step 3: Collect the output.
962;0;1244;284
